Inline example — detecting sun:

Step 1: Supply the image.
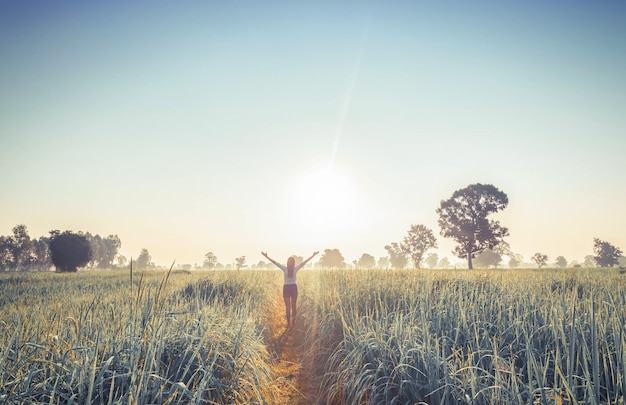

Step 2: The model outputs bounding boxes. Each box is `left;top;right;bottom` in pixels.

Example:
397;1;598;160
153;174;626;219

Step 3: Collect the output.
287;165;361;237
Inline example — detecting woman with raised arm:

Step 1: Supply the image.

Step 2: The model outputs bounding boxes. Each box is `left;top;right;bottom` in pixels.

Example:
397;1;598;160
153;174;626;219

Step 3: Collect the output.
262;251;319;328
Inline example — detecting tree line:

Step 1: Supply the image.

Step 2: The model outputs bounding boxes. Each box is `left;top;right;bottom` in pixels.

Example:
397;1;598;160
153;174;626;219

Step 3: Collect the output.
0;225;122;272
3;183;623;272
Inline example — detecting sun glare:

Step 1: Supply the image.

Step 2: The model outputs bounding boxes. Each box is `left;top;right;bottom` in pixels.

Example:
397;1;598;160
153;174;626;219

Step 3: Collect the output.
287;166;361;238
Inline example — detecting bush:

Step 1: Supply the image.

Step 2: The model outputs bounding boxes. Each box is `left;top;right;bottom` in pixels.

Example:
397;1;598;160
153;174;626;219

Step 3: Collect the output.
49;231;92;272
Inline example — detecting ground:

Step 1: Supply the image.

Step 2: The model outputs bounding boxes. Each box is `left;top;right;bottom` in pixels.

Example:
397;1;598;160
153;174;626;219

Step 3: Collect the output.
266;295;322;405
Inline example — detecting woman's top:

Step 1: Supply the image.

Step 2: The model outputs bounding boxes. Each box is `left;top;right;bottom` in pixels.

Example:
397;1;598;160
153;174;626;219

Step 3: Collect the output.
274;262;308;285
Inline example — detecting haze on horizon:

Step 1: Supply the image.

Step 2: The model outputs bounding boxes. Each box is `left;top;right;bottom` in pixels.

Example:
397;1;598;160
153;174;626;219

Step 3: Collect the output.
1;1;625;268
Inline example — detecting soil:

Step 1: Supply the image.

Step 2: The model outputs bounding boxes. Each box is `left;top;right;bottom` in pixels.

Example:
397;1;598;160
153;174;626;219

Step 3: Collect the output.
266;295;322;405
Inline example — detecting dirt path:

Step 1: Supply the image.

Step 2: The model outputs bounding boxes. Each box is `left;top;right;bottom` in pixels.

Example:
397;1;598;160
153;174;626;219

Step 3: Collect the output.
267;296;321;405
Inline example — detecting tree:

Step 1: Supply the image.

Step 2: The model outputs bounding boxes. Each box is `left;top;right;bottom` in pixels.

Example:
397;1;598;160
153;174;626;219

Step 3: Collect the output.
31;236;51;270
135;249;152;270
401;224;437;269
473;249;503;268
292;255;304;266
0;235;14;270
583;255;597;268
385;243;407;269
593;238;623;267
319;249;346;268
426;253;439;269
235;256;246;270
438;257;451;269
116;254;128;268
7;224;34;270
357;253;376;269
531;253;548;268
203;252;217;269
49;231;93;272
436;183;509;269
509;253;523;268
98;235;121;269
554;256;567;268
377;256;389;269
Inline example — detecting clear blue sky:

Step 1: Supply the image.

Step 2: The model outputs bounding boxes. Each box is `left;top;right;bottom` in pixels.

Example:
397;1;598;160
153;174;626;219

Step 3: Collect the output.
1;1;625;267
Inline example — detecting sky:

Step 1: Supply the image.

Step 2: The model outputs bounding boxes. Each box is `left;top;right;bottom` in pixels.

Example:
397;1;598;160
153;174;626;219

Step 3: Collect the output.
1;1;625;268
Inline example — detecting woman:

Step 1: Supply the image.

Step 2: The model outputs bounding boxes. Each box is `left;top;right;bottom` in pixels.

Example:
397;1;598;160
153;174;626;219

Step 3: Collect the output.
262;251;319;327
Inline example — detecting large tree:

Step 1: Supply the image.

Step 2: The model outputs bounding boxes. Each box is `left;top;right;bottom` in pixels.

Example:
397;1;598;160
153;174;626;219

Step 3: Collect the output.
401;224;437;269
436;183;509;269
49;231;93;272
319;249;346;268
593;238;623;267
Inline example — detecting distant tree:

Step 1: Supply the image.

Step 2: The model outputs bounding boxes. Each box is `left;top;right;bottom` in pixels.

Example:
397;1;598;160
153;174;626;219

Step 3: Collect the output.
135;249;152;270
98;235;121;269
292;255;304;266
508;253;523;269
116;254;128;268
426;253;439;269
593;238;623;267
583;255;597;268
619;256;626;267
385;243;407;269
49;231;93;272
235;256;246;270
215;263;225;270
377;256;390;269
32;236;52;270
473;249;503;268
256;260;267;269
0;235;13;270
401;224;438;269
203;252;217;269
531;253;549;268
436;183;509;269
438;257;451;269
554;256;567;268
8;224;34;270
319;249;346;268
357;253;376;269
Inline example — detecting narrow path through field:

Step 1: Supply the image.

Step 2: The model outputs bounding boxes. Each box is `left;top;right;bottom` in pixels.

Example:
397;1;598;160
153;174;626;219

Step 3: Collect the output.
268;295;322;405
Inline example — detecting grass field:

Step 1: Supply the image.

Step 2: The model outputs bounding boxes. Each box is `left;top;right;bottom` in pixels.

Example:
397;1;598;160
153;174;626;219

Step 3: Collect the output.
1;267;625;404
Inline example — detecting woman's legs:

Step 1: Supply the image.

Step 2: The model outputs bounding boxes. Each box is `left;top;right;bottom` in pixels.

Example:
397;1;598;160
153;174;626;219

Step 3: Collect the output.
291;295;297;324
283;295;292;325
282;285;298;327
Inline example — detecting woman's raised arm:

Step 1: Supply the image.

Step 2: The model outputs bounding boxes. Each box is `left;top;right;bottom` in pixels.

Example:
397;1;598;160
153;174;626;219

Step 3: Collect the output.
302;251;319;265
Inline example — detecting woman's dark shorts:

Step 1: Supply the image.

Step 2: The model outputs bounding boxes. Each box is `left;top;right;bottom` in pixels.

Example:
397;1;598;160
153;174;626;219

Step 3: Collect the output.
283;284;298;299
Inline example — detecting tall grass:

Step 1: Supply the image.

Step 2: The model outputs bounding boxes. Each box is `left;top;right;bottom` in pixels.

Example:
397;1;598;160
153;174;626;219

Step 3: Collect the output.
0;269;281;404
2;267;625;404
300;268;626;405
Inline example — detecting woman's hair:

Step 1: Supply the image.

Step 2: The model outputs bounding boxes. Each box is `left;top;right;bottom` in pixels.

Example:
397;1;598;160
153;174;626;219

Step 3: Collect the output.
287;257;295;278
